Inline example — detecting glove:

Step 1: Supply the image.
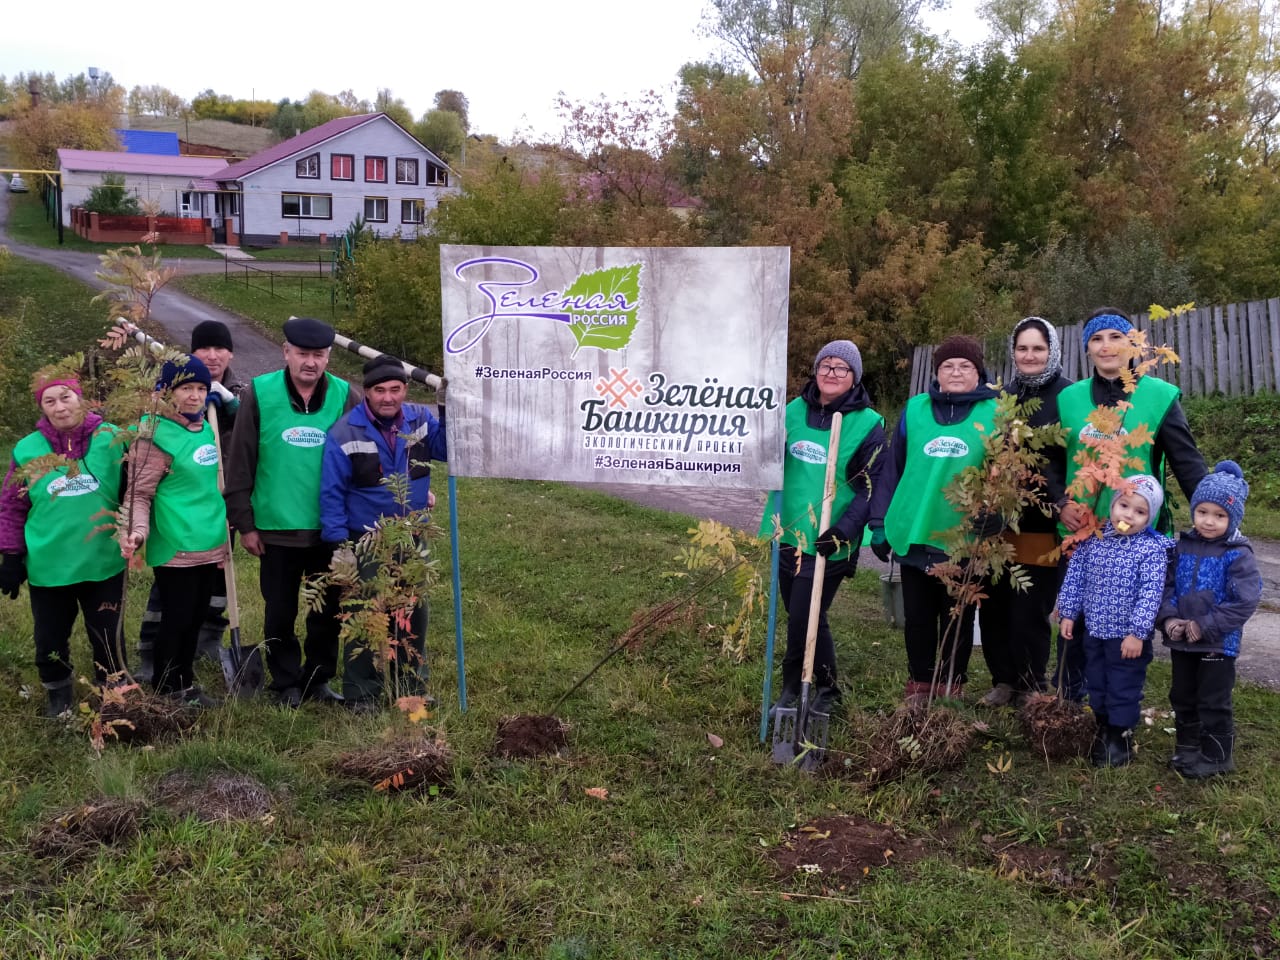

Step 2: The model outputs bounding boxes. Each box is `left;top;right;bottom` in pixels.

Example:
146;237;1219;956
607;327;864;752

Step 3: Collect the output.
1163;619;1186;641
1185;620;1203;643
815;527;842;558
970;509;1005;540
0;553;27;599
870;528;892;563
208;380;235;406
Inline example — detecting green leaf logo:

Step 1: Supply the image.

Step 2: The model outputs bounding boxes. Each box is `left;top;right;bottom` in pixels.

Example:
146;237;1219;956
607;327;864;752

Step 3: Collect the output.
563;264;641;355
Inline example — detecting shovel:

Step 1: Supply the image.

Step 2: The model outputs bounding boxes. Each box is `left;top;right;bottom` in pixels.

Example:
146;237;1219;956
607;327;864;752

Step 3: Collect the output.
208;404;262;697
771;411;842;771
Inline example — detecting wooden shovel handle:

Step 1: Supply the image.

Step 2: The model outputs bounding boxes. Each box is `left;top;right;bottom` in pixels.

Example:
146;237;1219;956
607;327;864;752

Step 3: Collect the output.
800;412;842;686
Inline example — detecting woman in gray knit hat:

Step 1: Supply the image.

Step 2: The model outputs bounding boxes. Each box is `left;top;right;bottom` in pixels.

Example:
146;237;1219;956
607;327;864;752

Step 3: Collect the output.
759;339;890;716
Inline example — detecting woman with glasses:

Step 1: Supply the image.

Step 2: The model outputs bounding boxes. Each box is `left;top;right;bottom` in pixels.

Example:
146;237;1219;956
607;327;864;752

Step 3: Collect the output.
879;335;1000;701
760;340;890;718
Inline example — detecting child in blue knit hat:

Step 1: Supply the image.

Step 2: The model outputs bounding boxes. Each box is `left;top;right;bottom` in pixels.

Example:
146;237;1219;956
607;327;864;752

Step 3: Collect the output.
1156;461;1261;778
1056;475;1174;767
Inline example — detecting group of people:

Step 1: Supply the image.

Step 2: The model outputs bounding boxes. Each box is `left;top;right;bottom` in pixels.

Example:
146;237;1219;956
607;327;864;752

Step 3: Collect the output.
0;316;447;717
770;309;1261;779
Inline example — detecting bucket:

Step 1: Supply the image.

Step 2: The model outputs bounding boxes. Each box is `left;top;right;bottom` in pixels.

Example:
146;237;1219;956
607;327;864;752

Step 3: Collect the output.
880;569;905;627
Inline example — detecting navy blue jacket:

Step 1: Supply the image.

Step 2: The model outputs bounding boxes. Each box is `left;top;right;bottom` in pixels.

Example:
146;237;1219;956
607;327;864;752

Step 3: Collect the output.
320;401;447;543
1157;529;1262;658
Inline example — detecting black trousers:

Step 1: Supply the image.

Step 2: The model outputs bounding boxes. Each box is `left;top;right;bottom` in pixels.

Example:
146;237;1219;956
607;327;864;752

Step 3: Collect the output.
979;562;1057;692
139;577;229;648
259;542;342;692
900;562;975;685
29;572;126;686
1170;649;1235;738
152;564;220;693
778;545;853;695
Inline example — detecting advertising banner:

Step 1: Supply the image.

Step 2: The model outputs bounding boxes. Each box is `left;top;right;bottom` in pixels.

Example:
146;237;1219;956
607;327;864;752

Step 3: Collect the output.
440;246;789;489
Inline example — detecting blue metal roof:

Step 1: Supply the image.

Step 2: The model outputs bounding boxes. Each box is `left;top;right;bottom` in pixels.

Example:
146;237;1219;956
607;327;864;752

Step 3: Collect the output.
114;129;181;156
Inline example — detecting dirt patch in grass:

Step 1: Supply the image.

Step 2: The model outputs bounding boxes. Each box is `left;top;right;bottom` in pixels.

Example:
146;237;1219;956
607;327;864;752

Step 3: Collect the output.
770;815;932;883
29;798;147;862
861;703;974;785
981;836;1119;890
1155;848;1280;957
334;733;453;793
97;691;201;746
1019;693;1095;762
153;770;274;822
493;714;570;758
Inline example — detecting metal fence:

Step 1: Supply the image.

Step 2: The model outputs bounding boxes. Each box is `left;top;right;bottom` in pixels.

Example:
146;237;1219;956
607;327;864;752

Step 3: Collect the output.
909;299;1280;397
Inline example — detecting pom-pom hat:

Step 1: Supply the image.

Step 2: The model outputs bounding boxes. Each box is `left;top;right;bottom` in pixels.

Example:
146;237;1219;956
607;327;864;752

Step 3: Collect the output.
1191;460;1249;537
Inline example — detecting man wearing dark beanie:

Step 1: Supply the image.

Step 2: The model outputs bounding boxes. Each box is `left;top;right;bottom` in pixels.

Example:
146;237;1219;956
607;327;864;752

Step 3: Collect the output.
224;317;359;707
319;355;447;712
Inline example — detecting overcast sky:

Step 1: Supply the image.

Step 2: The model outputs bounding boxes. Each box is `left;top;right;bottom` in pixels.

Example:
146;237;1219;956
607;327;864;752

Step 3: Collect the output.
2;0;989;141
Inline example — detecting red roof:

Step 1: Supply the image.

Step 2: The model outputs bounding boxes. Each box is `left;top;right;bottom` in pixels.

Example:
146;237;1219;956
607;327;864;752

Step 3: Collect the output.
57;149;228;178
209;113;379;182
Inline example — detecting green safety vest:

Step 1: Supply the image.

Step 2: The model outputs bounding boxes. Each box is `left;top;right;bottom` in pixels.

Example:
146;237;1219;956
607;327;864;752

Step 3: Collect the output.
13;425;126;587
1058;375;1179;535
250;370;349;531
759;401;882;561
145;416;226;566
884;393;996;554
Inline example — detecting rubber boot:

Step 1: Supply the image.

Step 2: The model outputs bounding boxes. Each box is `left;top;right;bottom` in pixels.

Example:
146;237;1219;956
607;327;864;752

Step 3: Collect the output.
1183;732;1235;779
196;625;225;667
1104;725;1134;768
1168;720;1201;774
1089;712;1109;767
43;680;75;718
134;639;155;686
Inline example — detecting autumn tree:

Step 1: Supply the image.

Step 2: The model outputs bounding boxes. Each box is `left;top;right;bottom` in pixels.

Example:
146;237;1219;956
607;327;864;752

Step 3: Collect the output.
415;109;466;163
128;84;188;117
375;88;414;129
10;102;120;172
433;89;470;131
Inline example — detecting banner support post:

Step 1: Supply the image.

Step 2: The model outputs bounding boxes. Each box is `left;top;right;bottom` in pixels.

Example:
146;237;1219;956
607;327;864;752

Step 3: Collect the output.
759;489;782;742
448;474;468;712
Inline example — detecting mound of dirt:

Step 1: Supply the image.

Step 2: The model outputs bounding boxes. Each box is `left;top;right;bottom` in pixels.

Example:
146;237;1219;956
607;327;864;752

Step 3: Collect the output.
334;733;453;793
493;715;569;758
1018;693;1095;761
981;836;1116;890
29;798;147;861
864;703;974;785
153;770;274;822
770;815;931;883
97;692;200;746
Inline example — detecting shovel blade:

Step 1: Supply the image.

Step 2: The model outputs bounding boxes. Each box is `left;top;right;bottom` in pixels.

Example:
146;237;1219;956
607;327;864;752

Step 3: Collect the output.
222;641;264;699
796;710;830;771
771;706;799;764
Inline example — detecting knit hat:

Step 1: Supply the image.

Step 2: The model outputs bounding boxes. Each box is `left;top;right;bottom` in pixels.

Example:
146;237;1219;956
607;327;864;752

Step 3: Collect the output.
1191;460;1249;537
283;316;335;349
1116;474;1163;531
1082;310;1134;353
932;335;984;375
1009;316;1062;390
155;354;213;393
34;375;82;406
190;320;233;352
813;340;862;384
362;354;409;389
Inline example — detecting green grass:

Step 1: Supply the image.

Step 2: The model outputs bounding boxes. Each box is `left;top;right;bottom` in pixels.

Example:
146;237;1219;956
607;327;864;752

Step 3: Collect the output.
4;192;226;258
241;245;337;263
2;257;1279;957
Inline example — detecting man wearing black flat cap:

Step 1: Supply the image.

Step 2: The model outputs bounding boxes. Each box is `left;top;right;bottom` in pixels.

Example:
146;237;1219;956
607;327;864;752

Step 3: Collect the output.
320;354;447;711
225;317;359;707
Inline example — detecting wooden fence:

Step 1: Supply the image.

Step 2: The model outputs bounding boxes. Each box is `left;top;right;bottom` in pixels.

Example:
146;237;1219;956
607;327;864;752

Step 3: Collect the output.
908;299;1280;397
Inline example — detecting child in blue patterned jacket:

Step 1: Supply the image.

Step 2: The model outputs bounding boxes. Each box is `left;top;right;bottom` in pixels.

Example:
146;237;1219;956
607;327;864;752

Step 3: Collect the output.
1056;475;1174;767
1156;461;1261;779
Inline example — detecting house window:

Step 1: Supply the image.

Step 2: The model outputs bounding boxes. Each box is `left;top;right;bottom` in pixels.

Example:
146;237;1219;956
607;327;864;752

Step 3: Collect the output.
365;156;387;182
224;192;240;216
282;193;332;219
296;153;320;178
401;198;424;224
395;158;418;184
364;197;388;222
425;163;449;187
331;154;354;180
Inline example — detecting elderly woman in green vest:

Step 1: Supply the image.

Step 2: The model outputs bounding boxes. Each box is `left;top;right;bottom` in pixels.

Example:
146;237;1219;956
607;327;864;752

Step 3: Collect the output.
761;340;889;717
878;335;1000;701
121;356;229;708
1054;307;1206;699
0;373;128;717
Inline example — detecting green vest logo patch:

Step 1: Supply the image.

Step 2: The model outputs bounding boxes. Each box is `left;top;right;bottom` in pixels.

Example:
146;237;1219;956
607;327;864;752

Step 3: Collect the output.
923;436;970;458
1081;422;1126;442
47;473;100;497
193;444;220;466
789;439;827;465
281;426;327;448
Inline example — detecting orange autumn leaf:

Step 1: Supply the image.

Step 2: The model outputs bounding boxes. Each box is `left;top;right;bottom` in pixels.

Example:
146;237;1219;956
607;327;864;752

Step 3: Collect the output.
584;787;609;800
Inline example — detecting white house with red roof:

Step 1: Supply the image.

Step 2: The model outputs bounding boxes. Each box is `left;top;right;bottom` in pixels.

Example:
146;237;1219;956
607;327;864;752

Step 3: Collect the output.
56;149;230;223
200;112;458;245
